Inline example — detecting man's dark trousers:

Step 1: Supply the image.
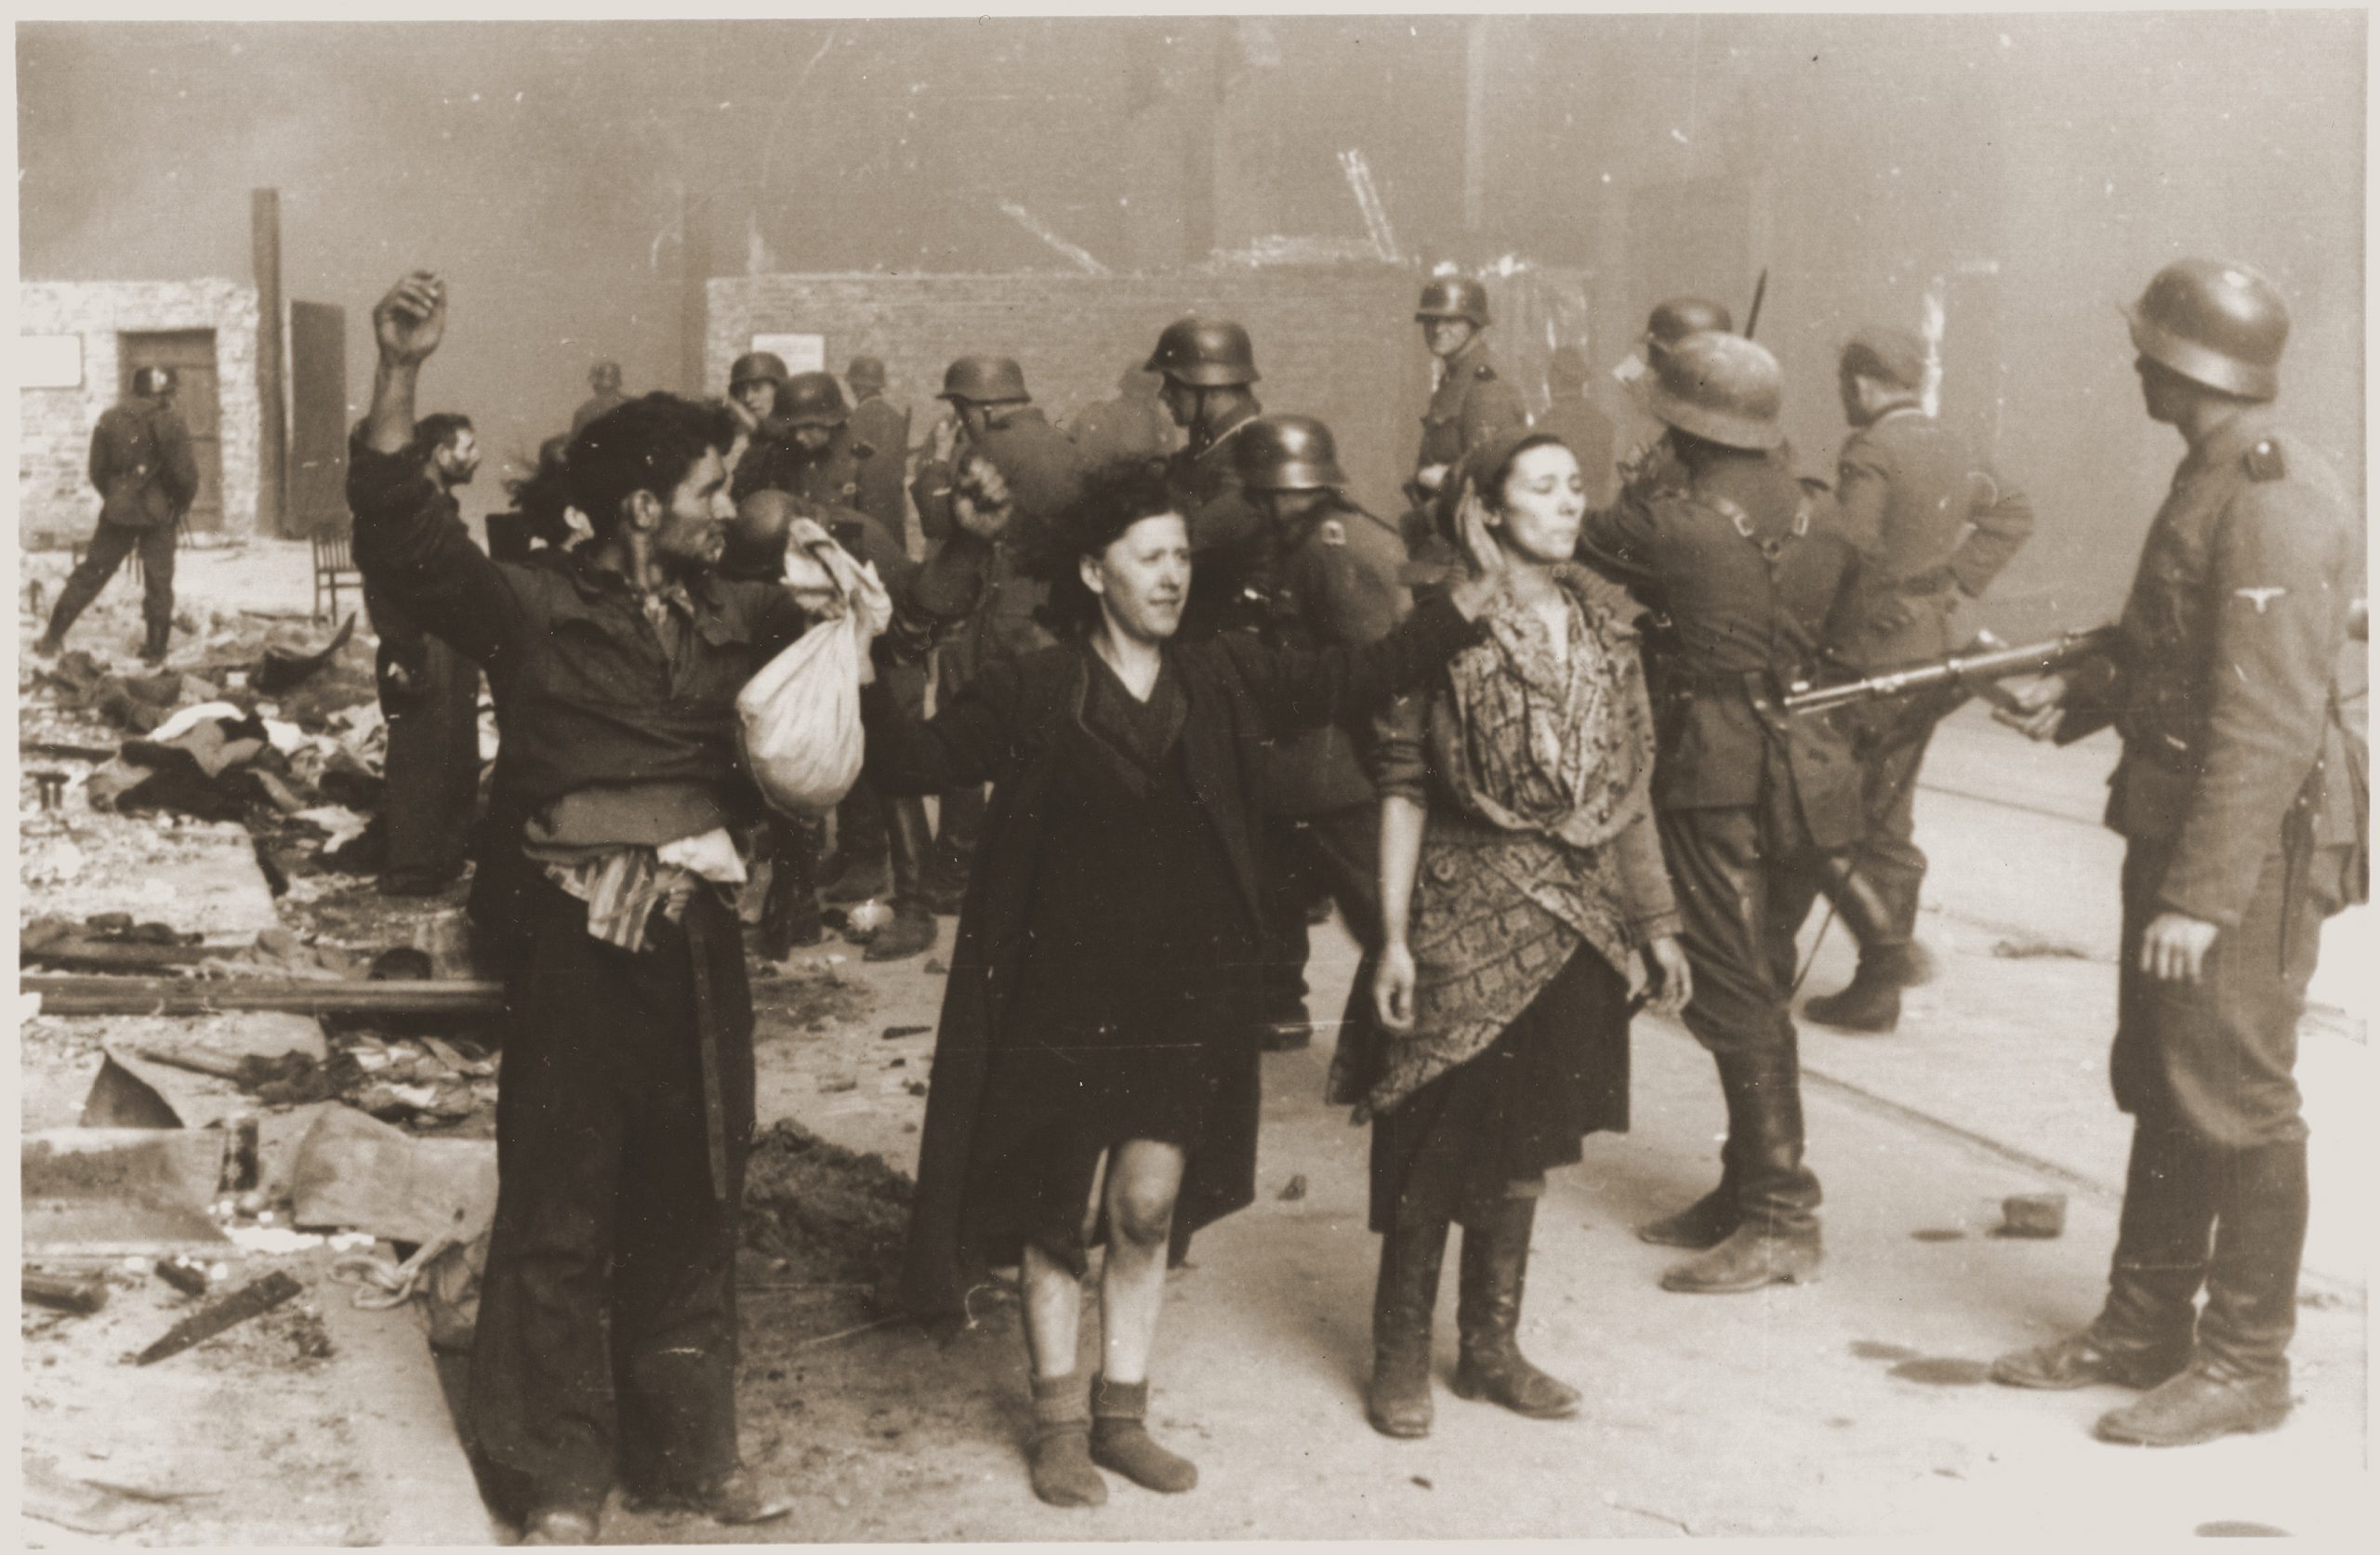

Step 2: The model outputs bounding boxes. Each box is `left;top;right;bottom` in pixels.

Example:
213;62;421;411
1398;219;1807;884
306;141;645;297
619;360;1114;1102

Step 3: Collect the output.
380;635;482;891
49;520;176;639
468;879;756;1517
1258;804;1382;1038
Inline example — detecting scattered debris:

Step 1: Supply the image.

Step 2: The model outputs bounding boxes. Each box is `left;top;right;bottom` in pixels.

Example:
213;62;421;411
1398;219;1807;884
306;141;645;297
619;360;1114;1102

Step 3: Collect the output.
24;1270;112;1314
881;1024;932;1041
287;1106;498;1247
1277;1174;1308;1202
23;973;505;1019
1990;937;2090;960
741;1120;914;1291
154;1256;214;1298
1993;1193;2066;1239
21;1127;228;1253
818;1075;859;1094
133;1270;305;1365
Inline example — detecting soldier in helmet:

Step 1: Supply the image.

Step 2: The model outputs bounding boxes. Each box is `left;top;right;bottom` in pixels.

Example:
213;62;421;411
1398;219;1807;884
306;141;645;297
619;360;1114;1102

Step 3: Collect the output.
845;355;913;548
1610;297;1737;501
1574;332;1866;1296
1534;344;1619;506
1800;324;2037;1034
733;370;898;539
1144;316;1271;640
910;355;1090;910
1224;415;1413;1053
1990;261;2362;1448
36;364;201;665
725;349;787;435
1410;277;1528;501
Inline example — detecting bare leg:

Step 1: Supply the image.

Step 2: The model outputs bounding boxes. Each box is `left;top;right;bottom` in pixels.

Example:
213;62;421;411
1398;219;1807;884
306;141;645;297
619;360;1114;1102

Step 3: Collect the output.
1020;1242;1083;1380
1090;1140;1198;1493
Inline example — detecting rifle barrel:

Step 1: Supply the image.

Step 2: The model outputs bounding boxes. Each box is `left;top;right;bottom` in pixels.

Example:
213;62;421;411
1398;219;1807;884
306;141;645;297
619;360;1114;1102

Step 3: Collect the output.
1783;627;2116;715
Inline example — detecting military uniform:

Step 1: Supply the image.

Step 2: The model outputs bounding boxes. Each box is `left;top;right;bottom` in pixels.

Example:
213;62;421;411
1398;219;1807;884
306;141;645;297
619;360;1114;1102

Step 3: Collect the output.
1399;336;1529;565
1251;495;1411;1034
733;422;893;537
1169;409;1273;642
46;394;199;657
849;393;913;551
1825;404;2036;950
1578;446;1864;1265
1533;391;1619;507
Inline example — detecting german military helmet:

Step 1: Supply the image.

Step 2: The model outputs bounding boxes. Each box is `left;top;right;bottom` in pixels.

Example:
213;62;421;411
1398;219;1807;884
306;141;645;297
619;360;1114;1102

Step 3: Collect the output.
1144;317;1261;388
1646;332;1784;451
132;366;178;397
845;355;889;393
729;351;790;389
1645;297;1737;354
936;356;1032;405
1415;276;1492;327
1840;324;1928;391
1236;415;1349;493
2127;258;2287;402
778;371;850;428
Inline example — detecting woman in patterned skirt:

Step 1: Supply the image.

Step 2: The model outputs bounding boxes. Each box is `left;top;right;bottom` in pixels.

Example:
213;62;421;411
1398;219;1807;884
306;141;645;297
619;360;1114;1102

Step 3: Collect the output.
1336;429;1692;1438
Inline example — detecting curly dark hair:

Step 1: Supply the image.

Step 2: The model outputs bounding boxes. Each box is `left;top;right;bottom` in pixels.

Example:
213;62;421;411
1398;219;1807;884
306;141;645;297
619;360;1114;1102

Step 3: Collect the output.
565;393;740;539
1020;455;1179;637
407;412;474;467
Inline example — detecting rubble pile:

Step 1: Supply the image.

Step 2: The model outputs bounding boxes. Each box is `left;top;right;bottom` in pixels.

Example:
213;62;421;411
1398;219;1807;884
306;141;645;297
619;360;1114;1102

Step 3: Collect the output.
741;1120;916;1291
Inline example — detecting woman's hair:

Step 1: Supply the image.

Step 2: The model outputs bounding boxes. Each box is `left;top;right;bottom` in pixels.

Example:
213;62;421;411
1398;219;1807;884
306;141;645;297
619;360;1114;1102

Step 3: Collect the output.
504;434;575;547
565;393;740;539
1025;455;1178;637
1438;429;1571;563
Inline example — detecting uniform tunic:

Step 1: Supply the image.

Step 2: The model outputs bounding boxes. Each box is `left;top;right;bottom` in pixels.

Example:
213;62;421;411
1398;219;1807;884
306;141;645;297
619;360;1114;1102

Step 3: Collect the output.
2059;407;2361;1147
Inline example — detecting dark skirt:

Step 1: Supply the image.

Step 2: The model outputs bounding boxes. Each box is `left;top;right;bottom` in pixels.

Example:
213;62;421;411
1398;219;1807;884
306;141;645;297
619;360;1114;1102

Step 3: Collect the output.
1368;942;1632;1233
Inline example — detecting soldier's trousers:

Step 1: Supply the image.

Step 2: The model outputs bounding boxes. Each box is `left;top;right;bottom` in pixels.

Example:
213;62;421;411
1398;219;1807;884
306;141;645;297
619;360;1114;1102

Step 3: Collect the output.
48;519;176;636
1834;708;1936;944
2112;838;2319;1150
1257;804;1382;1030
469;881;755;1517
378;637;482;893
1657;805;1829;1223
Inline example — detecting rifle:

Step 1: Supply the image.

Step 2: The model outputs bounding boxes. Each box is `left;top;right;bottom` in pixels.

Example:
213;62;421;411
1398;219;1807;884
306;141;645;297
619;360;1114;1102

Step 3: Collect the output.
1743;269;1769;340
1781;626;2118;718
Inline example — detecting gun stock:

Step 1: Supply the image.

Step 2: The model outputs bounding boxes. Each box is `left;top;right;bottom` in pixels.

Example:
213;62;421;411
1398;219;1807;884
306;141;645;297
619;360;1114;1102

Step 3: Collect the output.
1783;626;2119;717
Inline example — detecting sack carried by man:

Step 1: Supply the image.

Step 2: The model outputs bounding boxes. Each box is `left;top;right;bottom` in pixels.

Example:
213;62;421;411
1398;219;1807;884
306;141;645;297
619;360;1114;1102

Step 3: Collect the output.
736;519;893;817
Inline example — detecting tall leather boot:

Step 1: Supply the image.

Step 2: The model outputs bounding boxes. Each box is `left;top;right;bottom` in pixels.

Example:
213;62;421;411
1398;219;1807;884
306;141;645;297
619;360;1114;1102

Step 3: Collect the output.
1638;1060;1744;1249
759;816;824;959
1449;1198;1580;1417
140;616;172;667
2096;1138;2305;1446
1991;1119;2211;1390
1804;866;1917;1034
1366;1199;1450;1438
866;797;938;963
823;779;890;904
1661;1040;1822;1293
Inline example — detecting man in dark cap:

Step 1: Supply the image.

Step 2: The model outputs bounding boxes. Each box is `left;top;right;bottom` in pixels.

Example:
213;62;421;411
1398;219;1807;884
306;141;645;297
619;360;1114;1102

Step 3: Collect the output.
1533;344;1619;506
1800;324;2037;1034
1990;259;2362;1449
36;365;199;665
571;360;628;435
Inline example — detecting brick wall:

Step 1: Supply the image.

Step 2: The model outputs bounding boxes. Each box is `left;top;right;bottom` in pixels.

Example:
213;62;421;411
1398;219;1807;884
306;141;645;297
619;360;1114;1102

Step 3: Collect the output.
18;280;262;546
707;269;1443;520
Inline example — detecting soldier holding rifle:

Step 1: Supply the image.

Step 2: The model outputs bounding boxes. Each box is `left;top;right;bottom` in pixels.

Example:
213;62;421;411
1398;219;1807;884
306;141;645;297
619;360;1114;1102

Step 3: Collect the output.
1986;260;2363;1447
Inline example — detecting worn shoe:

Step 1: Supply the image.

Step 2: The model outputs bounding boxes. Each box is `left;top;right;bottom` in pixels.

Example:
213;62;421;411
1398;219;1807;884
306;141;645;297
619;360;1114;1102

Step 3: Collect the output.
1449;1200;1580;1420
2094;1361;2292;1447
1367;1209;1450;1439
32;633;64;659
1659;1222;1822;1294
1990;1326;2193;1391
683;1467;794;1526
1634;1185;1739;1250
821;859;889;906
1089;1377;1198;1493
1027;1371;1107;1508
516;1508;600;1546
864;903;938;963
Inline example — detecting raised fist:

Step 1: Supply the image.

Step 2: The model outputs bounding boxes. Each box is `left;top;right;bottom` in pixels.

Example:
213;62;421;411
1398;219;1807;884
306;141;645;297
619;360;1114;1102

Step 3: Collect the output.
374;271;447;367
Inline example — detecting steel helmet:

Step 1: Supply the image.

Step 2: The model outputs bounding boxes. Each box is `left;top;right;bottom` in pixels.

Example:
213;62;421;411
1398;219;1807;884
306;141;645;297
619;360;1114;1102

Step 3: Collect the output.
132;366;178;397
936;356;1032;405
2127;258;2287;402
1646;332;1784;452
845;355;888;393
729;351;790;390
1548;344;1591;389
778;371;850;429
1235;415;1349;493
1839;324;1928;391
1645;297;1736;354
1414;276;1492;328
1144;317;1261;388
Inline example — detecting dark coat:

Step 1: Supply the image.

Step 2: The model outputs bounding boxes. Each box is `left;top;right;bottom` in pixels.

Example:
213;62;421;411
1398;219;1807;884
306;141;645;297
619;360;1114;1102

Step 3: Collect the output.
862;596;1485;1323
848;394;913;542
91;398;199;531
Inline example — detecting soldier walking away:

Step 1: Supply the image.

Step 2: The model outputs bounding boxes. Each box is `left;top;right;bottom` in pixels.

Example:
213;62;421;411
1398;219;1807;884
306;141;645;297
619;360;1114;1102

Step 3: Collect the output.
1399;277;1529;563
1801;324;2037;1033
570;359;628;436
1610;297;1736;503
1069;361;1178;466
1534;344;1619;506
1990;260;2364;1448
911;355;1090;913
845;355;913;549
369;412;487;897
1575;333;1866;1295
1145;316;1270;640
1232;415;1412;1052
36;365;200;666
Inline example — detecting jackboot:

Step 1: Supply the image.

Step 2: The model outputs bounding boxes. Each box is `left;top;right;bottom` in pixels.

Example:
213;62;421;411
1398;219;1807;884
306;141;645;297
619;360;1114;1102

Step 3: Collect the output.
1661;1044;1822;1293
1448;1198;1580;1418
1089;1376;1197;1493
866;797;939;962
2096;1138;2305;1446
139;618;171;667
1366;1200;1450;1438
1805;868;1917;1033
1992;1120;2210;1390
822;781;891;904
1638;1099;1745;1249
